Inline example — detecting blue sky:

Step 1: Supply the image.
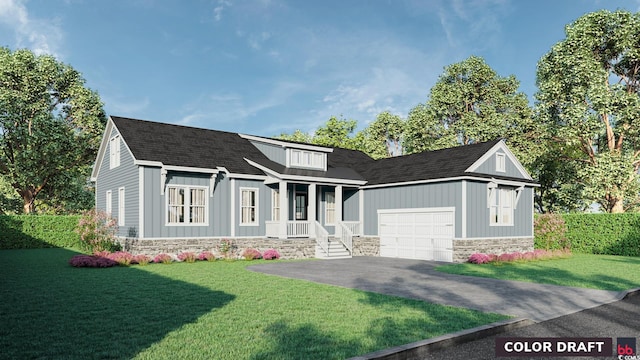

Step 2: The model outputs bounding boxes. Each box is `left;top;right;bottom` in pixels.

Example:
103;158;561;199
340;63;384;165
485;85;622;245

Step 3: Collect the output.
1;0;638;137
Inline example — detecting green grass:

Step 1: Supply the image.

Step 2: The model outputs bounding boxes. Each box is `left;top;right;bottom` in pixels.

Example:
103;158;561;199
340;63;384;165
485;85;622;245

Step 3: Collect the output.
0;249;508;360
437;253;640;291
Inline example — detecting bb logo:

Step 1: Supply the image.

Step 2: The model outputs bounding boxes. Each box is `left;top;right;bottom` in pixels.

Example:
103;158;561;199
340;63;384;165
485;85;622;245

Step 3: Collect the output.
617;338;636;356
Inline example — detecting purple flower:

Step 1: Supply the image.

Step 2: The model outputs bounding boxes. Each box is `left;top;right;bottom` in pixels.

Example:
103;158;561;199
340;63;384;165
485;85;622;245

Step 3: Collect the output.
262;249;280;260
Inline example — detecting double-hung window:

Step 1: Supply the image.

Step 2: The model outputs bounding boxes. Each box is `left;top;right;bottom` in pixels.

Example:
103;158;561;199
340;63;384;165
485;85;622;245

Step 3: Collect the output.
271;189;280;221
489;187;514;226
105;190;112;216
241;188;258;226
496;153;506;172
109;135;121;169
167;186;207;225
118;187;125;226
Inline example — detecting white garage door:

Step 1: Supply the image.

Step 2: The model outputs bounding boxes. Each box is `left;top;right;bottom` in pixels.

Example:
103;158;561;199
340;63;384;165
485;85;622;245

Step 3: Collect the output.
378;208;454;262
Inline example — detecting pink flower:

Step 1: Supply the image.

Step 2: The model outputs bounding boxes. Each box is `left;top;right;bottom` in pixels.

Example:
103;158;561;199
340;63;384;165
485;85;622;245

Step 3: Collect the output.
262;249;280;260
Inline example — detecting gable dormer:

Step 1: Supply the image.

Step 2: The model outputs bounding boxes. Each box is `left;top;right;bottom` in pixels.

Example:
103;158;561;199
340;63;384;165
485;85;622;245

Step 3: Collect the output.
240;134;332;171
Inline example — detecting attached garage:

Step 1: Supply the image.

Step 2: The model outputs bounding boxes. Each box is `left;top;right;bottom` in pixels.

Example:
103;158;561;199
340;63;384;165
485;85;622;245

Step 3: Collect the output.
378;207;454;262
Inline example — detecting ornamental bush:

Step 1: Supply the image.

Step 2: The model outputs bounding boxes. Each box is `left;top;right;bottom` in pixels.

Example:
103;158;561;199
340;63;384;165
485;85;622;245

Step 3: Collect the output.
468;249;571;265
132;254;151;266
241;248;262;260
197;251;216;261
534;213;569;250
75;209;120;253
153;253;173;264
177;252;197;263
109;251;134;266
262;249;280;260
0;215;80;249
68;254;118;268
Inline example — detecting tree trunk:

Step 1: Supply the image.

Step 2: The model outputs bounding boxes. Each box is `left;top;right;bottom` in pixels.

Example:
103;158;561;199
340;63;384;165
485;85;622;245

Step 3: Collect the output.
610;195;625;213
19;188;35;214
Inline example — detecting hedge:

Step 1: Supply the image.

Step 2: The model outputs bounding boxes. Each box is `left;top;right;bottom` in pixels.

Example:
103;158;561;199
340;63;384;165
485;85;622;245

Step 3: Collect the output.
535;213;640;256
0;215;81;250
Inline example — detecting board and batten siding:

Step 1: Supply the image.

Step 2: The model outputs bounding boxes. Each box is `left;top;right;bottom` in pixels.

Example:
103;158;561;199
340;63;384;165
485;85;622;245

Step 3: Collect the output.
142;169;225;238
249;140;286;165
95;127;139;237
465;181;533;238
343;189;359;221
362;181;462;237
473;151;525;179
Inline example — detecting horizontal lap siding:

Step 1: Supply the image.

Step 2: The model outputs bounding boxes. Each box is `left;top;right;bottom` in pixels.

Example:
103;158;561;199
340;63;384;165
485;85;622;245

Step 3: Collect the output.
96;128;138;237
363;182;461;237
466;181;533;238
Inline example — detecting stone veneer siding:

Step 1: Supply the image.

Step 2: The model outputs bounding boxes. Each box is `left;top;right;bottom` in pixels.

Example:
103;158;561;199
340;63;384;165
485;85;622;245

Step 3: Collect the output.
120;237;316;260
452;237;534;263
352;236;380;256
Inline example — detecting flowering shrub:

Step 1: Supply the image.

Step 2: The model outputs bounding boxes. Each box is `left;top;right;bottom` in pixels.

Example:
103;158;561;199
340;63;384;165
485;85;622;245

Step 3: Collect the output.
153;253;173;264
75;209;120;253
132;254;151;265
468;249;572;265
69;254;118;268
534;213;569;250
218;239;235;258
241;248;262;260
197;251;216;261
262;249;280;260
108;251;134;266
177;252;197;263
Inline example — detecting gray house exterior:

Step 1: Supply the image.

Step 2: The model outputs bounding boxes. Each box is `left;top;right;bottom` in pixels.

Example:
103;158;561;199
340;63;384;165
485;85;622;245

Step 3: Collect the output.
91;116;538;262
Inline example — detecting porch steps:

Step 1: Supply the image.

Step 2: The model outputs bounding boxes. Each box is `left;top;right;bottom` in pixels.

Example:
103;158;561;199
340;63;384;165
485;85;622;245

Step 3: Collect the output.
315;238;352;259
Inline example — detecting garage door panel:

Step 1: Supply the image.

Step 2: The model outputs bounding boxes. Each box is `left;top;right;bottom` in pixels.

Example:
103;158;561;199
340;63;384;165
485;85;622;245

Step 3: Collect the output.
378;209;454;262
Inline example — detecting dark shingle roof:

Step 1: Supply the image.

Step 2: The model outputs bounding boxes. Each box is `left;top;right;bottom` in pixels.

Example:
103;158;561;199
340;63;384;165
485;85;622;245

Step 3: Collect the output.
109;116;534;186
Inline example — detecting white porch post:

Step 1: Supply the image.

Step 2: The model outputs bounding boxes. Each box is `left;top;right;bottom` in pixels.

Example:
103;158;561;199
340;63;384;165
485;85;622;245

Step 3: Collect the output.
308;183;316;237
335;185;343;225
279;181;288;239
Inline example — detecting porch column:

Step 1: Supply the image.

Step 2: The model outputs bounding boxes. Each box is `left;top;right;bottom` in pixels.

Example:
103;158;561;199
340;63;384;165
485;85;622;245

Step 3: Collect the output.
279;181;288;239
308;183;316;237
335;185;343;225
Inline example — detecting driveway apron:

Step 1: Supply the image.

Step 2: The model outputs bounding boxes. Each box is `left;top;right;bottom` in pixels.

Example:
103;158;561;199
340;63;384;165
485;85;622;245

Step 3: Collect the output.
248;257;621;321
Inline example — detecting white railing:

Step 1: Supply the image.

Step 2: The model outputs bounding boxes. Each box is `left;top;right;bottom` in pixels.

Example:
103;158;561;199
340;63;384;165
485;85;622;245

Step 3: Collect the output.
315;221;329;255
337;221;353;253
287;221;310;238
265;221;279;238
341;221;361;236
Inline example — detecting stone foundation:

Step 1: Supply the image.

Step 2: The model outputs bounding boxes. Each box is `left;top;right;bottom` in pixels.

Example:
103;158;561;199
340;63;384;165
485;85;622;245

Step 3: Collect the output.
352;236;380;256
119;237;316;260
452;237;534;263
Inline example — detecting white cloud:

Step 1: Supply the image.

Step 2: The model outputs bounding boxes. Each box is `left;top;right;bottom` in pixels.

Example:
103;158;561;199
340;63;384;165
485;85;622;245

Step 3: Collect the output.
0;0;63;57
213;0;232;21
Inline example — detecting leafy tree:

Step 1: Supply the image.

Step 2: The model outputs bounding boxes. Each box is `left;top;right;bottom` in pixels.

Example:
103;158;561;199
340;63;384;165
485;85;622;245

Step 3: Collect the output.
364;111;404;159
536;10;640;213
404;56;537;167
312;116;358;148
0;47;106;213
276;129;312;144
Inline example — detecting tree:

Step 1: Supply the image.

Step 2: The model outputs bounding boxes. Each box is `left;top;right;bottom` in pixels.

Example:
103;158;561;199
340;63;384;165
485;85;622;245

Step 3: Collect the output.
403;56;537;166
364;111;404;159
276;129;312;144
536;10;640;213
0;47;106;213
312;116;358;148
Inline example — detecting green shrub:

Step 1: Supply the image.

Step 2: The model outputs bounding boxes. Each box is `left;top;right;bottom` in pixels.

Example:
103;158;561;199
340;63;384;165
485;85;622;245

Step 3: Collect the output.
561;213;640;256
0;215;81;249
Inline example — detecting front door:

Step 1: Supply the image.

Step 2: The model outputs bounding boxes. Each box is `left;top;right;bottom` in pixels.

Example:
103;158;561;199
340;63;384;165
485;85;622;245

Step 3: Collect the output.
295;192;307;220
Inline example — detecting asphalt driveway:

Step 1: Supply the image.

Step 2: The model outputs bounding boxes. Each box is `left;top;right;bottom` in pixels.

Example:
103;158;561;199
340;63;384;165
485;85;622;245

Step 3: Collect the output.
248;256;623;322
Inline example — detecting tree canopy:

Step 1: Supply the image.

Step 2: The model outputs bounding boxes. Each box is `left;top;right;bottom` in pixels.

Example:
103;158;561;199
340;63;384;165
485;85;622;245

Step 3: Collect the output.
536;9;640;213
0;47;106;213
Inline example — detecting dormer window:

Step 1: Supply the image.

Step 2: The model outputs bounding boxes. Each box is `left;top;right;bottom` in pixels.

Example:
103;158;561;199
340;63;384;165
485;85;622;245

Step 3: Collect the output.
288;148;326;170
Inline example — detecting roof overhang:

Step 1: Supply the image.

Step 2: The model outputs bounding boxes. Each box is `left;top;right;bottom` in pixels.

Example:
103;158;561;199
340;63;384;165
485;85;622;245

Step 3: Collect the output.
465;140;533;180
360;175;539;190
239;134;334;153
244;158;367;186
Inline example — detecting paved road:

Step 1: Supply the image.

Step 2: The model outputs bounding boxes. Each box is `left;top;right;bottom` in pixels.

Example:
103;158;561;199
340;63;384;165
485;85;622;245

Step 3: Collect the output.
249;257;623;321
422;293;640;360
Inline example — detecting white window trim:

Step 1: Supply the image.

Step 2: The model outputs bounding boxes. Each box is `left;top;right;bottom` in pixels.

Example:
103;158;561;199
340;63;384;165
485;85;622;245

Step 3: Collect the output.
105;190;112;216
240;187;259;226
286;148;326;171
489;187;514;226
109;135;121;169
325;191;336;225
118;187;125;227
496;152;506;172
165;185;209;226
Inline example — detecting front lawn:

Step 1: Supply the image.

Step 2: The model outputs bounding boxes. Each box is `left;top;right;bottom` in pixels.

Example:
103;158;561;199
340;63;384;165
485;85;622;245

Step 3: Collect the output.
437;253;640;291
0;249;508;360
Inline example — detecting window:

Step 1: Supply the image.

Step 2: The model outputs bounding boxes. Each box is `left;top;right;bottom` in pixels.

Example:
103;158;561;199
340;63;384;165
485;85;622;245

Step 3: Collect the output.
271;189;280;221
288;149;325;170
241;188;258;225
325;192;335;224
490;188;514;226
167;186;207;225
105;190;112;216
109;135;121;169
295;192;307;220
118;187;125;227
496;153;506;172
